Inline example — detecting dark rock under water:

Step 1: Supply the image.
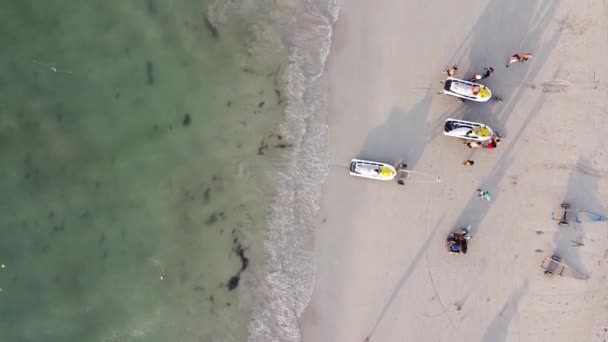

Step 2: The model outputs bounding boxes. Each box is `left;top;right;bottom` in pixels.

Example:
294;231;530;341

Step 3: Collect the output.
182;113;191;126
203;14;219;39
226;240;250;291
146;61;154;85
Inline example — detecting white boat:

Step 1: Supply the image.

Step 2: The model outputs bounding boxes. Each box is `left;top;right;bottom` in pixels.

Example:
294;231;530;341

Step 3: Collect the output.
443;118;494;141
349;159;396;181
442;77;492;102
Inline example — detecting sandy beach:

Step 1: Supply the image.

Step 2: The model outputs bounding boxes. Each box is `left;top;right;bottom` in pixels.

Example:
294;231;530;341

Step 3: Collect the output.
301;0;608;341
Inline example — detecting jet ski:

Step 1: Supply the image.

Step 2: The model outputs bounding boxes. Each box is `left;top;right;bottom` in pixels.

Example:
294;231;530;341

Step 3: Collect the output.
443;118;494;142
349;159;396;181
442;77;492;102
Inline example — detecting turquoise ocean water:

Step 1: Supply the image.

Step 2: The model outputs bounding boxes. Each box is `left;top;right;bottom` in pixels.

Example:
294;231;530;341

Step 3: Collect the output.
0;0;339;341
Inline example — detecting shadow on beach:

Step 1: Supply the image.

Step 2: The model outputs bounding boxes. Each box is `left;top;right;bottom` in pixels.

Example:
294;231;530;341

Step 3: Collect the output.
480;279;529;342
356;91;434;168
450;0;563;234
552;156;608;276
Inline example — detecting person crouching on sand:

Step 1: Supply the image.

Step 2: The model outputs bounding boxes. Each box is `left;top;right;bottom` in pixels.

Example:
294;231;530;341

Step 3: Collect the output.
481;67;494;79
445;65;458;77
484;138;501;149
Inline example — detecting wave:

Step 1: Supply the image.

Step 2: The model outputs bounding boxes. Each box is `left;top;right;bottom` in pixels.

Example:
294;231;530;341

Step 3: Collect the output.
247;0;342;341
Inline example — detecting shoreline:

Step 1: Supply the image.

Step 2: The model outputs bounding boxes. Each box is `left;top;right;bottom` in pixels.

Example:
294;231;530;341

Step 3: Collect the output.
247;1;341;341
300;0;608;341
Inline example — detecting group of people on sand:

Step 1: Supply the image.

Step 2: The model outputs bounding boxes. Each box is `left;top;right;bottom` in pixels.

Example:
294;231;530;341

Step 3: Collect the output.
463;135;501;149
444;51;534;165
445;52;533;78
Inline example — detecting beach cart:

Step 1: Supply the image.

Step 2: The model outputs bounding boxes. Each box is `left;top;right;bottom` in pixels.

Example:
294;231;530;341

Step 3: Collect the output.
393;161;441;185
540;254;589;280
551;202;607;226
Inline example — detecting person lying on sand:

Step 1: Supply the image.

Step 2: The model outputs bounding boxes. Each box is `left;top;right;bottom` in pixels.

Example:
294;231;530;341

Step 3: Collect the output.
464;141;482;148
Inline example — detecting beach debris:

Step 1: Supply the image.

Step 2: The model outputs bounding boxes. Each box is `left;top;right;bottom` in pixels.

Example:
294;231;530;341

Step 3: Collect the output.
203;13;219;39
571;240;584;247
32;59;73;74
146;61;154;85
463;160;475;166
226;238;249;291
182;113;191;126
148;258;165;280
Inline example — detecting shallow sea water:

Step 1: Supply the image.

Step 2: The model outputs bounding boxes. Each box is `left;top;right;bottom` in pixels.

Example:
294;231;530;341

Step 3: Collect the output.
0;1;289;341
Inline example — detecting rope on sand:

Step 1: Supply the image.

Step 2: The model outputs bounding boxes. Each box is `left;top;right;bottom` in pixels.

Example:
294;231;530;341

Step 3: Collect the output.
399;170;442;184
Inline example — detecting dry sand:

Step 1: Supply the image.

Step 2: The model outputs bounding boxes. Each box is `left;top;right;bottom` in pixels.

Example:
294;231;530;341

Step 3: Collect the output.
300;0;608;341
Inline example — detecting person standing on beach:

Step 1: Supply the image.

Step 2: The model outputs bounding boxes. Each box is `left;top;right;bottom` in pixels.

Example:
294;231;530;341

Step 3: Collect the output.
477;189;492;202
481;67;494;79
470;73;482;82
463;160;474;166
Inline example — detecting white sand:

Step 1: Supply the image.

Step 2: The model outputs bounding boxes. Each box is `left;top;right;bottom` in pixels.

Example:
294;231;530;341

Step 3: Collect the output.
301;0;608;341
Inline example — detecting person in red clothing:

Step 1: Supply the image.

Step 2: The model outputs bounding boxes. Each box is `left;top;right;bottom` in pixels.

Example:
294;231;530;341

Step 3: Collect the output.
484;138;501;149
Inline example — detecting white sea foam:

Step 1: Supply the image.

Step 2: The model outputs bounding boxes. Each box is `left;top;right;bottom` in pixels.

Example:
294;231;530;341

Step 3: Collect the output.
248;0;342;341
